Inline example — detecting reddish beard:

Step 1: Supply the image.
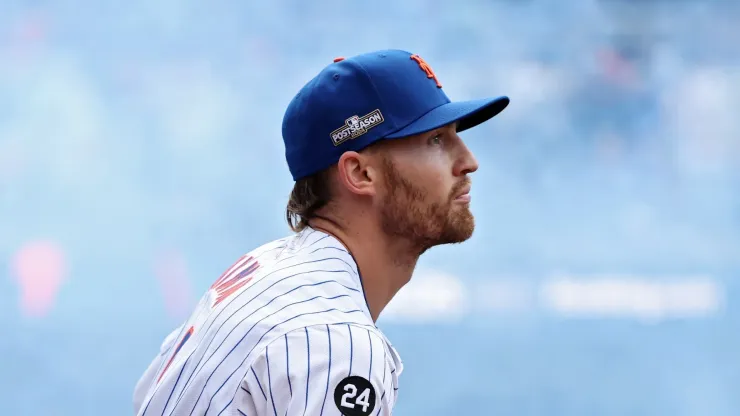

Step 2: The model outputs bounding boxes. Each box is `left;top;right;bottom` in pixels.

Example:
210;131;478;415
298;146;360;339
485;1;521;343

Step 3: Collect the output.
379;158;475;255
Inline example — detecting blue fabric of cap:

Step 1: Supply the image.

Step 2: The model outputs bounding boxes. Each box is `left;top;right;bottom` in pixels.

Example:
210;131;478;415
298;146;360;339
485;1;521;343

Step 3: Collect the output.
282;49;510;181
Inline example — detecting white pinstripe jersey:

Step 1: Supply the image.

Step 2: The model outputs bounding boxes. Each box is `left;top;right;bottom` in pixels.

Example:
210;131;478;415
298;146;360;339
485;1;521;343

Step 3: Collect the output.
133;228;403;416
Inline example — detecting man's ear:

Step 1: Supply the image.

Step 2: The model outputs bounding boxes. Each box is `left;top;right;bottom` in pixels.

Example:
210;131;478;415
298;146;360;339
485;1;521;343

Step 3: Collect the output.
335;151;377;197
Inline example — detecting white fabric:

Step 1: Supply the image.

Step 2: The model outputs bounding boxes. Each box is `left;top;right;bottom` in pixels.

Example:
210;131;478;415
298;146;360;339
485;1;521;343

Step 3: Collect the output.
133;228;403;415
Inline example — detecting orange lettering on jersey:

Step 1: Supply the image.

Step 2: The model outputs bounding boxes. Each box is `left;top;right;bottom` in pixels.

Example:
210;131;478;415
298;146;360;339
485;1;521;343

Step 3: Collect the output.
211;256;260;307
157;326;194;383
210;254;250;290
410;54;442;88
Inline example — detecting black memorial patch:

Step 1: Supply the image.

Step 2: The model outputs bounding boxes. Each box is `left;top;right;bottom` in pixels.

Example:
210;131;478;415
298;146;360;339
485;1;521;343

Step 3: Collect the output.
333;376;377;416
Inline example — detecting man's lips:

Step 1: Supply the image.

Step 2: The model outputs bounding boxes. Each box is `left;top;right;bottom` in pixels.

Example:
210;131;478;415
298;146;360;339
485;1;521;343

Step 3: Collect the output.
454;184;472;202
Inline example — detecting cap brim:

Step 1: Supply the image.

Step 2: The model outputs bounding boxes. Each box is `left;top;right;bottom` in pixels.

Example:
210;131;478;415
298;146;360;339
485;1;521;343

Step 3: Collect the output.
384;96;510;139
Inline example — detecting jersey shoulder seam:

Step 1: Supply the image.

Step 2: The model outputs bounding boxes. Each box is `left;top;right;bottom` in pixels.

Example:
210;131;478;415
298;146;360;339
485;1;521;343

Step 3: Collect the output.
243;322;382;373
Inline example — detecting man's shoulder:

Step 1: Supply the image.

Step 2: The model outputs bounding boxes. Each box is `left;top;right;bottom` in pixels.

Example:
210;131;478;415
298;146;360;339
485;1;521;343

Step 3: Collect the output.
251;322;405;391
243;323;403;416
234;229;360;304
206;229;372;367
207;228;366;322
276;228;356;266
248;228;356;273
258;322;396;362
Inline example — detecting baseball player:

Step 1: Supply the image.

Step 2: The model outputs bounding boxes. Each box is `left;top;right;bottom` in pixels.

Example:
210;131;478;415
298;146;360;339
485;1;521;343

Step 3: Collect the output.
133;49;509;415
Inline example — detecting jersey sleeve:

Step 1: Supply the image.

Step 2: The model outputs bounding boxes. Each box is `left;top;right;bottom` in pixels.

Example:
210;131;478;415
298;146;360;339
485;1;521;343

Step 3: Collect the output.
132;325;184;414
237;324;396;416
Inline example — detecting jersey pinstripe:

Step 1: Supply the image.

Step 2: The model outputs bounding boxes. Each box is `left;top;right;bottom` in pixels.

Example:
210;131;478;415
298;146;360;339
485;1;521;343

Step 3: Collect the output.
133;228;403;415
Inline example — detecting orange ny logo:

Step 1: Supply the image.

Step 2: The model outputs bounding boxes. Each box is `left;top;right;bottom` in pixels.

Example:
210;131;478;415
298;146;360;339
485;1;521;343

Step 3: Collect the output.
410;54;442;88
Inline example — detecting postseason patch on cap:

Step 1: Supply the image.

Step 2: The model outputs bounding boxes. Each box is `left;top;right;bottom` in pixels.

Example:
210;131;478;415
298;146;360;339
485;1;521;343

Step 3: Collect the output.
330;109;385;146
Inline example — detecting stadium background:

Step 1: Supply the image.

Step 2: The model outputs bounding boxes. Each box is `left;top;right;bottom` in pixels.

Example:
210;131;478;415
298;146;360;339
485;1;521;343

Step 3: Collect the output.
2;0;740;415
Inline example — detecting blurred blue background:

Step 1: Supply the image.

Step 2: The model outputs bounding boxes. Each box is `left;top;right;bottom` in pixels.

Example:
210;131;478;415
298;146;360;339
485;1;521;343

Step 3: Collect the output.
2;0;740;415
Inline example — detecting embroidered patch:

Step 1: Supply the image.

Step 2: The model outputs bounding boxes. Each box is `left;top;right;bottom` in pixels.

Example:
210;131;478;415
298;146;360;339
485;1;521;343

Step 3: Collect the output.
330;109;385;146
333;376;377;416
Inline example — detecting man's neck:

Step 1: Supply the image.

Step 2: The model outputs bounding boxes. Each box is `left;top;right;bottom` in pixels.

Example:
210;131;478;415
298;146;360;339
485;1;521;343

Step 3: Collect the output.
308;217;418;322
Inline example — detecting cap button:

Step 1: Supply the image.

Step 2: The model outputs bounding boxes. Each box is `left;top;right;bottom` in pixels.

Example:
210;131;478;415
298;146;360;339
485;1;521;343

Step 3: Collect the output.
333;57;345;63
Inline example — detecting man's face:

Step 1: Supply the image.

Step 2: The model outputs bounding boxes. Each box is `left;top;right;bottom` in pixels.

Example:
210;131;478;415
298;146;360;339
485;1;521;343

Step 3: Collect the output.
374;123;479;252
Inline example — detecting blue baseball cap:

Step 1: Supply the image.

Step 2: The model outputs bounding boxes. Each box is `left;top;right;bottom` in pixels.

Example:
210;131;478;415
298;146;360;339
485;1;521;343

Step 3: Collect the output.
282;49;510;181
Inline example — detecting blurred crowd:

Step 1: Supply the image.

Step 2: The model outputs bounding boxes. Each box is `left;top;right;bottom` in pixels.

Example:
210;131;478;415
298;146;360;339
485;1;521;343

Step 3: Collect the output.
2;1;739;281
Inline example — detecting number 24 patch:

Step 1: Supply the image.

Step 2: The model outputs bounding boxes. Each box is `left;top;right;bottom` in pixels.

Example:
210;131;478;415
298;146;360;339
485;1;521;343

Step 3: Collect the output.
333;376;377;416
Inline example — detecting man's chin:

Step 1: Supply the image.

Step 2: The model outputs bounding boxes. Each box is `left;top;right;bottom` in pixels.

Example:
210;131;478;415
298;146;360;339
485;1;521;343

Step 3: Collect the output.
440;216;475;245
450;226;474;244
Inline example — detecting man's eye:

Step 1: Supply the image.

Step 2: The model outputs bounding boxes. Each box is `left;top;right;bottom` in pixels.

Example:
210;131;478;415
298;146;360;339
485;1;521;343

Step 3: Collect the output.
429;135;442;145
